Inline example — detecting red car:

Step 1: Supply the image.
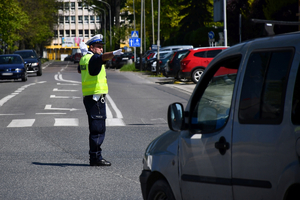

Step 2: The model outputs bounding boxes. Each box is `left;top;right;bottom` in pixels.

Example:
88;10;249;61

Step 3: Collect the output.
179;47;227;83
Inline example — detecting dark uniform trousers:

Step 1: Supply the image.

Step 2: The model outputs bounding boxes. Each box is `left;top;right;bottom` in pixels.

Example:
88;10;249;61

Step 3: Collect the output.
83;95;106;161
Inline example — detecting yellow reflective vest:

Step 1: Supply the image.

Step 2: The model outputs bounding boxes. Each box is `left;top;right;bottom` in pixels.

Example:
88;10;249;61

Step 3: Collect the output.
80;53;108;96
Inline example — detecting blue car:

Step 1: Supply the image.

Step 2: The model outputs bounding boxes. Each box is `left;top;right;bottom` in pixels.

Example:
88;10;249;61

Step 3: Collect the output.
0;54;27;82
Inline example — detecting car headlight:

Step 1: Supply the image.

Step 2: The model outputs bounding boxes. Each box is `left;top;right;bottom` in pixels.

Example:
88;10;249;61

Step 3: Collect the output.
31;63;38;66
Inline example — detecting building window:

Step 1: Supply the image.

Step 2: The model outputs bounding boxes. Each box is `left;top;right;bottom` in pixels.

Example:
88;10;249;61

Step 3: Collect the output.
84;15;89;24
65;30;70;37
91;30;95;36
83;3;88;10
90;16;95;23
96;16;100;23
71;30;76;37
79;30;83;37
54;30;58;37
59;30;63;37
58;2;63;10
65;16;69;24
59;16;64;24
64;2;69;10
85;30;89;37
78;16;83;24
71;16;75;24
78;2;82;10
71;2;75;10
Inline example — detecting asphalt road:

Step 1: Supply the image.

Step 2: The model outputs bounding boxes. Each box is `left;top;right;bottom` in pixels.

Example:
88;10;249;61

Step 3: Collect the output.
0;61;194;199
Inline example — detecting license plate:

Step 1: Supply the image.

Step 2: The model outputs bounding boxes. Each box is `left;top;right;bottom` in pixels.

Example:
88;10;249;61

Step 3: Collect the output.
2;73;13;76
122;57;128;60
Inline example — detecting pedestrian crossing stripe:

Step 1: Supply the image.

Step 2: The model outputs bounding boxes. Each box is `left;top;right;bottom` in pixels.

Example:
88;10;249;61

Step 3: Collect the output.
6;118;125;127
7;119;35;127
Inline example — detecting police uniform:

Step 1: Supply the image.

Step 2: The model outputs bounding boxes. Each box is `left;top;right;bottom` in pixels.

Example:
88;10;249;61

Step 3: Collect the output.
79;35;111;166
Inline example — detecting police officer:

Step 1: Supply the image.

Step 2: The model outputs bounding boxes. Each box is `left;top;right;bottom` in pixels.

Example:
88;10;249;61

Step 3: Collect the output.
78;34;123;166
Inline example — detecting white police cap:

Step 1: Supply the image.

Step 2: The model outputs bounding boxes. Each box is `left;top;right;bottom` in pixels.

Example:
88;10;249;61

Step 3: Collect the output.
86;34;105;45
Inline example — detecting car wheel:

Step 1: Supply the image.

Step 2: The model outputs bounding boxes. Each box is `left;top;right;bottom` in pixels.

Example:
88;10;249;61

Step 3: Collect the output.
22;73;27;82
192;68;204;84
147;179;175;200
37;67;42;76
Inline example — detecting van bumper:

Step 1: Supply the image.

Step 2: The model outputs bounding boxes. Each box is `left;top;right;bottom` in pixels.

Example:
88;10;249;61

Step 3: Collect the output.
139;170;151;200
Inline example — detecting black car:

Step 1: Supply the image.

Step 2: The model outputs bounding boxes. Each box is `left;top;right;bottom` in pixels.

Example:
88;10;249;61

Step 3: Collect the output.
113;52;134;69
0;54;27;81
165;49;189;80
14;49;42;76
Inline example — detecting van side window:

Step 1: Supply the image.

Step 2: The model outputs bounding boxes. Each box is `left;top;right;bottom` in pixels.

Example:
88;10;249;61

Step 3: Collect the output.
239;49;293;124
292;64;300;124
190;55;241;132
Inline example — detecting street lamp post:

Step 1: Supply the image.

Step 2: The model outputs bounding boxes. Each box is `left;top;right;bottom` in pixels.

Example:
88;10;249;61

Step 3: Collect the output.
156;0;160;75
140;0;143;71
91;5;106;52
97;0;112;51
223;0;227;46
98;8;106;52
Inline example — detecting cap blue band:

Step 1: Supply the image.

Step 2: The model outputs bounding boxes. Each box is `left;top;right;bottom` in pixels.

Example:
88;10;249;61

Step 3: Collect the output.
89;39;104;45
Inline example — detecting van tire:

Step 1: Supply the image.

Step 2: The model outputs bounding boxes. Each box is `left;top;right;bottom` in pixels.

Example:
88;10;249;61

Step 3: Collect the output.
147;179;175;200
191;68;204;84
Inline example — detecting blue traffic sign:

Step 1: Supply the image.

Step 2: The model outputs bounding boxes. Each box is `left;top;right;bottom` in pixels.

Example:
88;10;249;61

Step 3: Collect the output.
208;31;215;39
131;31;139;38
129;38;141;47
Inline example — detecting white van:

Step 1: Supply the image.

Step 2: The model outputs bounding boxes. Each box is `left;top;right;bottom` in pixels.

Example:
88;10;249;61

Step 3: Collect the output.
139;32;300;200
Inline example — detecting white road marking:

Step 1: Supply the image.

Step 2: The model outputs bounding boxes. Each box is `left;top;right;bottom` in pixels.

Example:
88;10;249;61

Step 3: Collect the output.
106;94;123;119
53;88;78;92
0;113;25;116
57;83;79;86
36;113;66;115
7;119;35;127
0;95;16;106
54;118;78;126
50;95;81;99
45;104;81;112
106;118;125;126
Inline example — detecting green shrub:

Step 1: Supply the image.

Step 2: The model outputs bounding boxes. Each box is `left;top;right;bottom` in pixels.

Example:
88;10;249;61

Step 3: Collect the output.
120;63;137;71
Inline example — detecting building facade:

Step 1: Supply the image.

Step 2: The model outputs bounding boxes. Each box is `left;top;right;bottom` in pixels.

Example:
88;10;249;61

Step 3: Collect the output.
46;0;101;60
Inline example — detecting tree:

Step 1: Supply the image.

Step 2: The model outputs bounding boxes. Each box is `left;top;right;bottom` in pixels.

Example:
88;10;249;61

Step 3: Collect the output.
17;0;59;52
178;0;213;32
0;0;29;53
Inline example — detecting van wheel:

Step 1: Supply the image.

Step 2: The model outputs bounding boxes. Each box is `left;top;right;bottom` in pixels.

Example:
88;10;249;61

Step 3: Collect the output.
147;179;175;200
192;68;204;84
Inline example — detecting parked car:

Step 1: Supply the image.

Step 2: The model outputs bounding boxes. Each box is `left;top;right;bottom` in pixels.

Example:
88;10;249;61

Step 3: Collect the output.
73;53;82;63
150;51;174;74
178;47;227;83
160;45;193;51
64;54;73;61
146;51;172;71
140;31;300;200
135;50;156;70
14;49;42;76
165;49;190;80
116;52;134;68
0;54;27;81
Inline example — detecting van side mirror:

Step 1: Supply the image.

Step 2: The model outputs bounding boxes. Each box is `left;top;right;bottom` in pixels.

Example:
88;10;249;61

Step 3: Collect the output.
168;103;184;131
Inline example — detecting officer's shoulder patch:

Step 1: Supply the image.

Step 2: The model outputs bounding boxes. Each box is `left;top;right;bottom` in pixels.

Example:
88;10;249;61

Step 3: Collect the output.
80;65;86;70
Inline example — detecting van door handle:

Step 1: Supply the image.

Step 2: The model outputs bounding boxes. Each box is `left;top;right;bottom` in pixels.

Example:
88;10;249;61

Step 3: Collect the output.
215;136;230;155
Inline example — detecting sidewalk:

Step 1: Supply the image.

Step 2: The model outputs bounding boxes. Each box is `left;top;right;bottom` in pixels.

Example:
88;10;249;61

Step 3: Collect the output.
129;71;196;94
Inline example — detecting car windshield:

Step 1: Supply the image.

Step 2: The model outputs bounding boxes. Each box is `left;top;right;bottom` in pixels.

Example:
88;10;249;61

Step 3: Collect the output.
15;51;36;59
0;56;22;64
